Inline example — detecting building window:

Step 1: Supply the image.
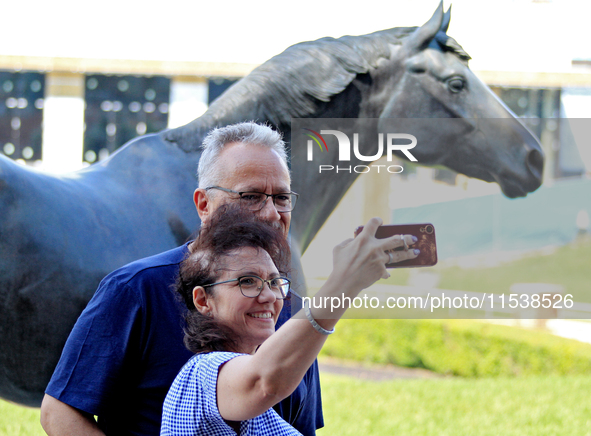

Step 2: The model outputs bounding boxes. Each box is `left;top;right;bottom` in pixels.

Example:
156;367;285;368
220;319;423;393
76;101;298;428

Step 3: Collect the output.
208;78;238;104
83;75;170;163
0;71;44;162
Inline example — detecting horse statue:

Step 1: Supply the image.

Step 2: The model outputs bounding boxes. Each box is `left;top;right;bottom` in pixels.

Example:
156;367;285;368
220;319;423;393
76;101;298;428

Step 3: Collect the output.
0;3;543;406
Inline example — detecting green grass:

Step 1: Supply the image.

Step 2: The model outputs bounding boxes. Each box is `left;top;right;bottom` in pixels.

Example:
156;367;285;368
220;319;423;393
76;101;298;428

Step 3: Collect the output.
0;400;43;436
317;373;591;435
381;236;591;302
4;373;591;435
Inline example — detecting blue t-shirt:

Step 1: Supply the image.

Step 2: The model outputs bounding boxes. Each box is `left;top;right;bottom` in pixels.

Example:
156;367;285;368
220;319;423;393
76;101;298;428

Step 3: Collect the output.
161;352;302;436
46;244;323;435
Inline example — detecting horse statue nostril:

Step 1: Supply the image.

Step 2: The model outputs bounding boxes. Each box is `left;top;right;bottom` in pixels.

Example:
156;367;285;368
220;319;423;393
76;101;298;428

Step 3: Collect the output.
527;148;544;181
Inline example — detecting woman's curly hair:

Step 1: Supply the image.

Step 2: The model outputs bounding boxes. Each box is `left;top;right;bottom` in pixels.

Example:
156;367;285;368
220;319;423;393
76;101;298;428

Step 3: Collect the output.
176;203;291;354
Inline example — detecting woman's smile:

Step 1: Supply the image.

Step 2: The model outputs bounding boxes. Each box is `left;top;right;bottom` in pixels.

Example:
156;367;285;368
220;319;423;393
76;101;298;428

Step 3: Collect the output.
247;311;274;320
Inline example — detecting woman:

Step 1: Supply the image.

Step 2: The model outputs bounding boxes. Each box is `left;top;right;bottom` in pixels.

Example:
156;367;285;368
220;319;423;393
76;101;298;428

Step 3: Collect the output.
161;206;418;435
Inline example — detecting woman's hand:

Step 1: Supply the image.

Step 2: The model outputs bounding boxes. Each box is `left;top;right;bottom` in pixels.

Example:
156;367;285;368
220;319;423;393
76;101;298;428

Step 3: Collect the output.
329;217;419;295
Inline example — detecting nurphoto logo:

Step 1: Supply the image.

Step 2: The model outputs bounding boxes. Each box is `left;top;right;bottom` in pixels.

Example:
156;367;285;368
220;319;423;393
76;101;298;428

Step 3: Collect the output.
302;128;418;174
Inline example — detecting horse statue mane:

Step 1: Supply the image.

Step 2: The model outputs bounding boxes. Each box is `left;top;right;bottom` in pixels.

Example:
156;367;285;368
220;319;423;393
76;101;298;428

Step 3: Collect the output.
163;9;468;152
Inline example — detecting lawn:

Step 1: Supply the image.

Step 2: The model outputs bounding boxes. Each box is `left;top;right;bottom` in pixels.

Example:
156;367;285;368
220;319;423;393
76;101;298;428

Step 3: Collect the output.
317;372;591;435
3;369;591;435
0;400;43;436
5;374;591;435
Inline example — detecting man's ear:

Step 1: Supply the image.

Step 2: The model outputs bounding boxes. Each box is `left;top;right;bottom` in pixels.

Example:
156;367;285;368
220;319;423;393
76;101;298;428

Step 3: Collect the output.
193;286;212;315
194;188;211;221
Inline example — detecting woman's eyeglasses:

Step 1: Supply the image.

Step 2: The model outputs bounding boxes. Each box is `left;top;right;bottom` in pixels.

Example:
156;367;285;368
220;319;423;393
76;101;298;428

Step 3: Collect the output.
202;275;290;299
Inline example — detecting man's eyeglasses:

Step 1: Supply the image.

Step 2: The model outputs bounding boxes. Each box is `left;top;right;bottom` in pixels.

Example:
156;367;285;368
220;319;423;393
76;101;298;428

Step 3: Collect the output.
202;275;290;300
205;186;298;212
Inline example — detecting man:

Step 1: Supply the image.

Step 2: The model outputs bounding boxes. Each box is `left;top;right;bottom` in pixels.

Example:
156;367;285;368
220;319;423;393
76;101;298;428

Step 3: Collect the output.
41;122;323;435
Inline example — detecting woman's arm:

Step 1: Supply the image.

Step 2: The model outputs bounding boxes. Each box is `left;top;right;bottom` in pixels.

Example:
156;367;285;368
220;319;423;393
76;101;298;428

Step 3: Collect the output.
216;217;418;421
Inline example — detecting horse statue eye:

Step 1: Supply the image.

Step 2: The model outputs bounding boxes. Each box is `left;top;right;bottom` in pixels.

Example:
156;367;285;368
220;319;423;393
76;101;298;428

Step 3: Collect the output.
447;77;465;93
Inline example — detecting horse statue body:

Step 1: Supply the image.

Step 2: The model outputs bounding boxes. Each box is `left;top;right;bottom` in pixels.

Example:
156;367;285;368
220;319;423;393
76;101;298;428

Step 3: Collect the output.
0;3;543;406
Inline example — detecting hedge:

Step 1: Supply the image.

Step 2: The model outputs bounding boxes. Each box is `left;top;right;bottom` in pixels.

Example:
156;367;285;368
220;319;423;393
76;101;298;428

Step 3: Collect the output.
319;319;591;377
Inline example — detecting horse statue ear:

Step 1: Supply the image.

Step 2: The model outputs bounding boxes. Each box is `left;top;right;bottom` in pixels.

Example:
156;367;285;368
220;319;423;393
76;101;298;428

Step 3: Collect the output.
403;0;445;53
441;5;452;34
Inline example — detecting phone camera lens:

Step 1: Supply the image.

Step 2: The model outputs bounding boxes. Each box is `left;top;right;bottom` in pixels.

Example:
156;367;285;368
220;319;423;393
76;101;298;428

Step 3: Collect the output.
425;225;433;234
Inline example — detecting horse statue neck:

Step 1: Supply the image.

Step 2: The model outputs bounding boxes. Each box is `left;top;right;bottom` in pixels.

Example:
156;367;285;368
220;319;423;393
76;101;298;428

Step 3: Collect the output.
161;77;280;153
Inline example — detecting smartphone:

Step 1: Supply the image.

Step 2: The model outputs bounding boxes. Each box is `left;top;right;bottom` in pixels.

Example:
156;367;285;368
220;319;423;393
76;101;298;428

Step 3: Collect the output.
356;223;438;268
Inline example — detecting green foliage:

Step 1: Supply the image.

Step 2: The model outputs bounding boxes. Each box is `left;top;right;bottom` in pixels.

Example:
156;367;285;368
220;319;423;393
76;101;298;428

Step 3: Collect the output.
317;373;591;435
320;319;591;377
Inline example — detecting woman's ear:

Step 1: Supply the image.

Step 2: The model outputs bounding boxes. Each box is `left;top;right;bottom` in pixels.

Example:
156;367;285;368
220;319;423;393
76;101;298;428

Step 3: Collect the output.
193;286;211;316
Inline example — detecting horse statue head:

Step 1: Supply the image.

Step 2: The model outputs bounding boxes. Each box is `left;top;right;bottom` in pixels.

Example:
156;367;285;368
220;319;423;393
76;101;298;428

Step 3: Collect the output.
224;3;542;250
373;4;542;198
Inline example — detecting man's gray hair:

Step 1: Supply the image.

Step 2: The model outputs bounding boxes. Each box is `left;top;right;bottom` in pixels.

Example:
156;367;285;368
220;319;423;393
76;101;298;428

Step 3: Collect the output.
198;122;289;189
